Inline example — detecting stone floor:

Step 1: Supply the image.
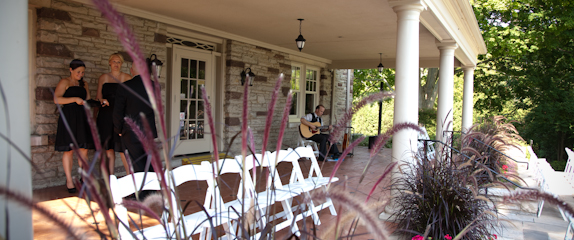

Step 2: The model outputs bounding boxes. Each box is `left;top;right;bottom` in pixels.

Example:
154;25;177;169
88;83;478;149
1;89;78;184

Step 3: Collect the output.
32;146;394;239
490;146;573;240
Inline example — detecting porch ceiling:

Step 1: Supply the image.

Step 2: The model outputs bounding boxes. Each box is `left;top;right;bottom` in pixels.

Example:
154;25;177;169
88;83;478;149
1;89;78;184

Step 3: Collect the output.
107;0;485;69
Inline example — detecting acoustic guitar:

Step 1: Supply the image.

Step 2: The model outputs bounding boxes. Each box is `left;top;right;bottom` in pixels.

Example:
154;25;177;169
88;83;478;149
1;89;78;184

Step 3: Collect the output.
299;122;330;139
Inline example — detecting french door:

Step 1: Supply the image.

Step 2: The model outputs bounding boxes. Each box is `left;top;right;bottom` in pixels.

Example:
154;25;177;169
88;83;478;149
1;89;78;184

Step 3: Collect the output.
170;45;213;155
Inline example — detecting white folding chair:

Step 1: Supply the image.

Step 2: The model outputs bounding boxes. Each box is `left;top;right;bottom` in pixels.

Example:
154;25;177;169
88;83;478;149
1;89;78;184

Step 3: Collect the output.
237;152;305;237
110;164;239;240
271;148;323;225
209;158;263;238
110;172;164;240
289;146;338;217
168;163;241;240
564;148;574;185
566;214;574;240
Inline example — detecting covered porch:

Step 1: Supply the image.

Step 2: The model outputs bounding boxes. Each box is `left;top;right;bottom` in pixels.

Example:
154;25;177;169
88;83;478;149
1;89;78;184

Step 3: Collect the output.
1;0;486;237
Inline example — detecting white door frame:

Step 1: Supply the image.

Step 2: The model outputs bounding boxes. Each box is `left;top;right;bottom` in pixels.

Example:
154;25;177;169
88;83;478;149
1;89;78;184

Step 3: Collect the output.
169;45;215;156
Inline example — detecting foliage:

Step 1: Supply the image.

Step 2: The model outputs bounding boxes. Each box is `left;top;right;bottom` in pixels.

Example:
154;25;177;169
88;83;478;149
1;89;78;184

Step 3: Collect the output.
463;116;524;180
352;99;394;138
353;69;395;98
472;0;574;162
351;69;396;143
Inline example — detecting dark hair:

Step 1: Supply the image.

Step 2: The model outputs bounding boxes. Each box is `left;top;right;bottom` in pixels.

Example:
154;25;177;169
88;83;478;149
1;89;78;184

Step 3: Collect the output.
315;104;325;110
69;59;86;70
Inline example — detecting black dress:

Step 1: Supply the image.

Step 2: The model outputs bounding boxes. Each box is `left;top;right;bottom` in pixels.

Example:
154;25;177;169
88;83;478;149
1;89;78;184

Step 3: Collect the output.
97;82;124;152
54;80;94;152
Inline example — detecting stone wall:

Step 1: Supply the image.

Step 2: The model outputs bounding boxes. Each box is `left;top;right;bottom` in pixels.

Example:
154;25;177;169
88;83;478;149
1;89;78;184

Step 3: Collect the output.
331;69;354;125
223;40;340;155
31;0;167;189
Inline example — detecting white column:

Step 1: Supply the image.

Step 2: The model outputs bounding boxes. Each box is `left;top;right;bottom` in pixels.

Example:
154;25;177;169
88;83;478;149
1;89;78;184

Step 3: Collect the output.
461;66;475;133
435;42;458;145
0;0;33;239
391;3;425;165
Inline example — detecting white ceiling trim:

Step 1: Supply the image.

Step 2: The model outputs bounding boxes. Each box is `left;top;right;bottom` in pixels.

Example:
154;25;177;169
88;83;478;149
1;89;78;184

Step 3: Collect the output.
422;0;486;67
71;0;332;65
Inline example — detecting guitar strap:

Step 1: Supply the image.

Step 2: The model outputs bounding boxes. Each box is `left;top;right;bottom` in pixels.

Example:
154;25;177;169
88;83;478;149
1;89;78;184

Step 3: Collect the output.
310;113;322;126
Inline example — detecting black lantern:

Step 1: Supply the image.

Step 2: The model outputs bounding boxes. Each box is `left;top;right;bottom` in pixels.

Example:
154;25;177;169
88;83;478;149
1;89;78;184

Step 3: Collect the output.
146;54;163;78
295;19;306;52
240;67;256;86
377;53;384;73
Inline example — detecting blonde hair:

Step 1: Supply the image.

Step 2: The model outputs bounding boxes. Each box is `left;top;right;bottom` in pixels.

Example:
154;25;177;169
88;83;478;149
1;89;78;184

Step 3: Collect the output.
108;53;124;65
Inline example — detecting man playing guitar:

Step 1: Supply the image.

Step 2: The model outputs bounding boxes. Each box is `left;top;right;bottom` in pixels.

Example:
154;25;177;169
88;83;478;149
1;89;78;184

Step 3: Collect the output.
300;105;342;161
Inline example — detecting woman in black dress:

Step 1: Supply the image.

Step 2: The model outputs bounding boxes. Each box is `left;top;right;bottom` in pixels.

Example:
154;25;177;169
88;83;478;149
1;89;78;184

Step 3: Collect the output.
96;53;131;175
54;59;94;193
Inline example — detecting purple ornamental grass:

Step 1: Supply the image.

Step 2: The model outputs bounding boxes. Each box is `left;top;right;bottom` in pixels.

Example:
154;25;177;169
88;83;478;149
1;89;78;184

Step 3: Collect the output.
92;0;170;169
359;122;424;183
201;86;220;176
261;74;283;160
327;135;365;185
311;190;390;240
241;72;250;160
274;91;293;165
502;190;574;217
366;162;397;202
248;127;255;155
124;117;168;193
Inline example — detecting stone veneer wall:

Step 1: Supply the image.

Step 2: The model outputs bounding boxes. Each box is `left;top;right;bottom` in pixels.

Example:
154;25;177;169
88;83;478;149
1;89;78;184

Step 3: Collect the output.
331;69;354;126
31;0;167;189
222;40;350;155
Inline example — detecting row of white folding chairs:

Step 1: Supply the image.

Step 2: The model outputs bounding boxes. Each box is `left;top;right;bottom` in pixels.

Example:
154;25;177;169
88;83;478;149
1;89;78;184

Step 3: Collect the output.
232;146;338;237
531;147;568;221
109;146;338;239
109;163;241;240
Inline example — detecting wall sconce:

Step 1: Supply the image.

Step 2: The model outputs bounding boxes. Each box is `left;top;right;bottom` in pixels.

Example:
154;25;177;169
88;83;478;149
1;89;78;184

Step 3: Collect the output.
295;19;306;52
240;67;256;86
146;54;163;78
377;53;384;73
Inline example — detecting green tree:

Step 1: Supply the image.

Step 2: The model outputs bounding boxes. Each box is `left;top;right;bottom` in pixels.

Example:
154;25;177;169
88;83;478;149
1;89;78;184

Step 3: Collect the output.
473;0;574;162
351;69;395;142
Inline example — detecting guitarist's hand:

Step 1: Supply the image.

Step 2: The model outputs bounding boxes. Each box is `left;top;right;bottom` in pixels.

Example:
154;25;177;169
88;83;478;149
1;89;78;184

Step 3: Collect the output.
311;125;317;130
328;125;333;131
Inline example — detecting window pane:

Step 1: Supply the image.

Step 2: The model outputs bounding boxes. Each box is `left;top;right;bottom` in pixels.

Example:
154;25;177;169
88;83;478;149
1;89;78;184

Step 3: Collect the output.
190;60;197;78
197;80;205;99
188;101;196;120
179;120;187;140
181;58;188;78
291;66;300;91
197;121;204;139
180;79;188;98
199;61;206;79
190;80;197;98
290;92;298;115
305;94;314;115
180;100;187;118
188;121;196;139
197;101;204;120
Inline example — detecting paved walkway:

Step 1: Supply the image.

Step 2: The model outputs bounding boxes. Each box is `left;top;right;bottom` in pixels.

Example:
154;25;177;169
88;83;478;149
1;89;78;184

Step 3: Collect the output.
488;146;571;240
